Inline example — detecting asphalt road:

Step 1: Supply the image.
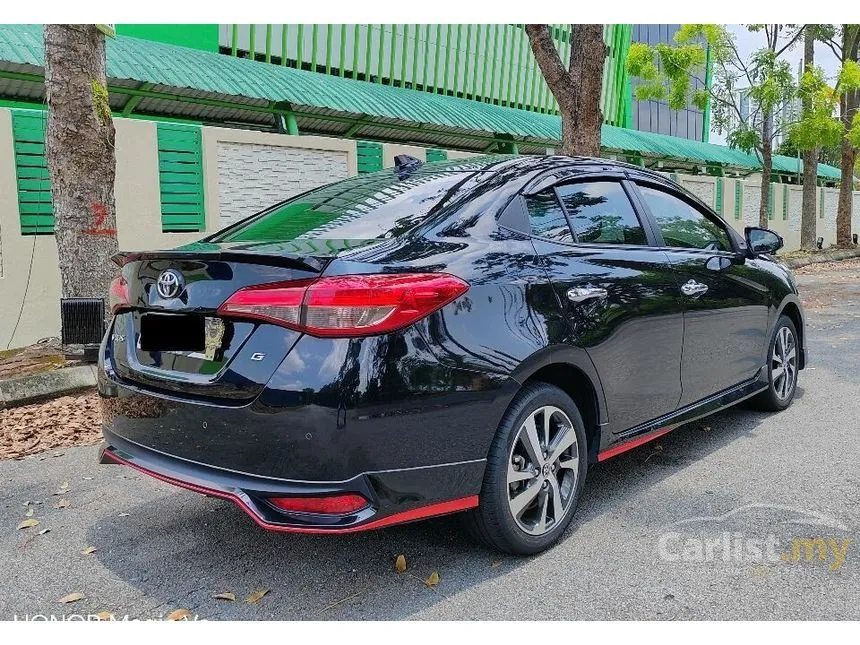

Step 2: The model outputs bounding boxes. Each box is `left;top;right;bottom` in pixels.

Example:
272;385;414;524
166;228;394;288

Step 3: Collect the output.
2;261;859;621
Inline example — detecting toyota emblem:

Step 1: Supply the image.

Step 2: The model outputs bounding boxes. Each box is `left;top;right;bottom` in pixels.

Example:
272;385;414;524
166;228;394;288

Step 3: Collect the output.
156;269;184;299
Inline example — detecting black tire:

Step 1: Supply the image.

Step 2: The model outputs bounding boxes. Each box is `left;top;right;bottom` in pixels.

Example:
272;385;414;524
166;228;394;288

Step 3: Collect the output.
750;314;799;412
463;382;588;555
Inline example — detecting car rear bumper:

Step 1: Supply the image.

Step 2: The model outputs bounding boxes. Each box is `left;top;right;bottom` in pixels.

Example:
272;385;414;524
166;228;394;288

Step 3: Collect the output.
100;427;482;533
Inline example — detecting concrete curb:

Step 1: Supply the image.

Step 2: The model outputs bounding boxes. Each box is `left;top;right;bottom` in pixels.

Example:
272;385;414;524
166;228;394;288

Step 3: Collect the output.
783;248;860;269
0;365;96;409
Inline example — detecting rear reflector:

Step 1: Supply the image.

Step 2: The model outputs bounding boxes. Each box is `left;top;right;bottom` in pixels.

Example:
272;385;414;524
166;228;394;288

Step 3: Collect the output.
267;494;369;515
218;273;468;337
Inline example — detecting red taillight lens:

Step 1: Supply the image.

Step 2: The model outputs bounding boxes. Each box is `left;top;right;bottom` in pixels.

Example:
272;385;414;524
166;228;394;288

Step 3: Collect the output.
108;275;131;314
267;494;369;515
218;273;469;337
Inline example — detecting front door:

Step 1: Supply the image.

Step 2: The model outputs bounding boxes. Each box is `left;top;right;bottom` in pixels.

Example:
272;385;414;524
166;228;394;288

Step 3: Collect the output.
633;182;770;406
526;178;685;434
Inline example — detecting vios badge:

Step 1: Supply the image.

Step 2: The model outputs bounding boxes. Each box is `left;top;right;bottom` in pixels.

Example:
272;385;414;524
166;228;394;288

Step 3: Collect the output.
156;269;184;299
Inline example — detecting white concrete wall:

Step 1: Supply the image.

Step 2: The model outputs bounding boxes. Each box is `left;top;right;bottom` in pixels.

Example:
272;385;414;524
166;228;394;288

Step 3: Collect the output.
205;128;356;227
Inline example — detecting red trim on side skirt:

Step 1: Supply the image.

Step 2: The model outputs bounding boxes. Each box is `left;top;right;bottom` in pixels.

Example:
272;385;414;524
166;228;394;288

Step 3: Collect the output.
597;427;673;462
101;450;479;534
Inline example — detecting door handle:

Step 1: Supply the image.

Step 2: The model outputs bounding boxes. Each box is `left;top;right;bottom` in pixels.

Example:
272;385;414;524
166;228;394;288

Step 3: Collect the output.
567;287;608;303
680;279;709;297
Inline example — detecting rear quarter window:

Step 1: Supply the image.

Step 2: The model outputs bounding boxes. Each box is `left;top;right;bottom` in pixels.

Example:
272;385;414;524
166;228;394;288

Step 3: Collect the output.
213;172;469;243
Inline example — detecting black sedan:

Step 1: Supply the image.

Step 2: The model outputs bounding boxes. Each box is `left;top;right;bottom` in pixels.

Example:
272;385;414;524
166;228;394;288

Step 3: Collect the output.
98;155;805;554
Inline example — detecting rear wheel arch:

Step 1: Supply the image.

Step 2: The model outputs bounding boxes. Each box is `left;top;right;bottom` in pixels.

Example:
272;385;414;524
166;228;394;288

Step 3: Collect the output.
511;355;606;463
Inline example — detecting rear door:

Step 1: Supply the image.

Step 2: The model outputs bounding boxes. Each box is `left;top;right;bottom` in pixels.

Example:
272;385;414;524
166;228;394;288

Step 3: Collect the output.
526;176;685;434
631;180;770;406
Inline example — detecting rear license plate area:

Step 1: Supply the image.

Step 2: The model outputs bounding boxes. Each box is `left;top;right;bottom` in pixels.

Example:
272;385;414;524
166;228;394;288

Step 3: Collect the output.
139;313;204;352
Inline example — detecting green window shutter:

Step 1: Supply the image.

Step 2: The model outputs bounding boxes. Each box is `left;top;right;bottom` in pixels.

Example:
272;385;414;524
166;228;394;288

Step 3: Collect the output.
734;181;743;220
357;141;383;173
782;184;789;220
426;148;448;162
715;178;724;215
12;109;53;234
156;123;205;232
767;183;774;220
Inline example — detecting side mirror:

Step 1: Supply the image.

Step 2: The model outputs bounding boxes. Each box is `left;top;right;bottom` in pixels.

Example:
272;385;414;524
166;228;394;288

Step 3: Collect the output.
745;227;783;257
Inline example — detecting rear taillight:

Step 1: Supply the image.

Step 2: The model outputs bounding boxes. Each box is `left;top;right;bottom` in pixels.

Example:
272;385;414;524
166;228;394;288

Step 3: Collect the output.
108;275;131;314
218;273;469;337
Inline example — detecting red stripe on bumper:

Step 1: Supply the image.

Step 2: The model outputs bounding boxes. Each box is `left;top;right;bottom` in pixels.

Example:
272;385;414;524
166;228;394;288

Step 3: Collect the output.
597;427;673;461
101;449;478;534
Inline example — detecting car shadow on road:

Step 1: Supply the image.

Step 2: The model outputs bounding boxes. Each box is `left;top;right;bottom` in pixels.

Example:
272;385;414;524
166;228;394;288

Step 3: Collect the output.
87;398;799;620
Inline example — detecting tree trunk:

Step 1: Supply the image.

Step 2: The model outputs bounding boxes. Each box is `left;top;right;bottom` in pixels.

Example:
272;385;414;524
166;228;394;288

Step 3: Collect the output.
526;24;606;156
836;134;856;246
44;25;118;311
800;26;819;250
758;113;773;228
835;25;859;247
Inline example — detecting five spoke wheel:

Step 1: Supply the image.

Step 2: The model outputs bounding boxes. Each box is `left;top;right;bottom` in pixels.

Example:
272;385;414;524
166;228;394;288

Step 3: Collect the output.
506;406;579;536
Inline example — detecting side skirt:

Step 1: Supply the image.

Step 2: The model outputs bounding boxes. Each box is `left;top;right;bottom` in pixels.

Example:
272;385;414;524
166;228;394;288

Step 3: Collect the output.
597;368;768;462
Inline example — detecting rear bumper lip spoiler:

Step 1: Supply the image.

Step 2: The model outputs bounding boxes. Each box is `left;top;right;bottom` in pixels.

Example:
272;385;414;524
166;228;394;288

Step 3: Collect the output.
99;444;479;535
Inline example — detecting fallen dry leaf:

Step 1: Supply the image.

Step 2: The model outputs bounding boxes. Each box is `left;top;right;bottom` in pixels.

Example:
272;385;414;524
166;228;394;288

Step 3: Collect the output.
245;589;270;604
54;499;70;509
491;560;501;568
96;612;114;621
25;508;34;517
58;592;85;604
425;571;440;587
166;608;193;621
17;518;40;530
38;528;50;535
395;554;407;573
212;592;236;601
81;546;98;555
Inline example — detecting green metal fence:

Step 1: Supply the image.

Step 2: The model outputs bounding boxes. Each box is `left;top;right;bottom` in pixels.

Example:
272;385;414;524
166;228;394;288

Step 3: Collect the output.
222;24;633;127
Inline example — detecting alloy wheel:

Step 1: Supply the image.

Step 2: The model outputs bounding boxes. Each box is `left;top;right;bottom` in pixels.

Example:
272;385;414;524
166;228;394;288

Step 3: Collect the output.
506;406;579;536
771;326;797;401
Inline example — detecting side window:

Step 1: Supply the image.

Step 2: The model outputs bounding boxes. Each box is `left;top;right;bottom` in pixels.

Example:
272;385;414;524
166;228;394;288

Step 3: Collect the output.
638;185;731;251
524;190;573;243
556;181;647;245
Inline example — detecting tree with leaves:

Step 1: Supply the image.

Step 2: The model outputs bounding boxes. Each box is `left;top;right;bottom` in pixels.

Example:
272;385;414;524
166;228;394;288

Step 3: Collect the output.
44;25;118;316
525;25;606;156
628;24;800;228
791;26;860;247
823;25;860;247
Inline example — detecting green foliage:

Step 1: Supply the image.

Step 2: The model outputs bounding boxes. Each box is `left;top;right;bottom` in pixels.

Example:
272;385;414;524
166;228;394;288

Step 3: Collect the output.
627;42;667;103
848;112;860;149
726;122;760;153
837;60;860;92
790;66;843;152
747;50;795;114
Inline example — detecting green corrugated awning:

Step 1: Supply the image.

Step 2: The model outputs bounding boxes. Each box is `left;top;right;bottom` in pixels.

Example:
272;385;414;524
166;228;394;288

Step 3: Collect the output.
0;24;845;181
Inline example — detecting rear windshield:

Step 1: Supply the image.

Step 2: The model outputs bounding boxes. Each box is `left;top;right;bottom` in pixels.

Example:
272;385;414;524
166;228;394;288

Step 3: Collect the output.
211;171;469;243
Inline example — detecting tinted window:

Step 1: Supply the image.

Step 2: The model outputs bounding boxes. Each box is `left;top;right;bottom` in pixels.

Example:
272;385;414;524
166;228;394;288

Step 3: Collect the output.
556;181;647;245
638;186;731;251
524;191;573;243
212;172;467;242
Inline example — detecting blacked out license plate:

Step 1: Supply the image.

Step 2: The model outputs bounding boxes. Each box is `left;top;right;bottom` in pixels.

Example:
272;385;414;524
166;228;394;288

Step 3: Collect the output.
139;313;205;352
